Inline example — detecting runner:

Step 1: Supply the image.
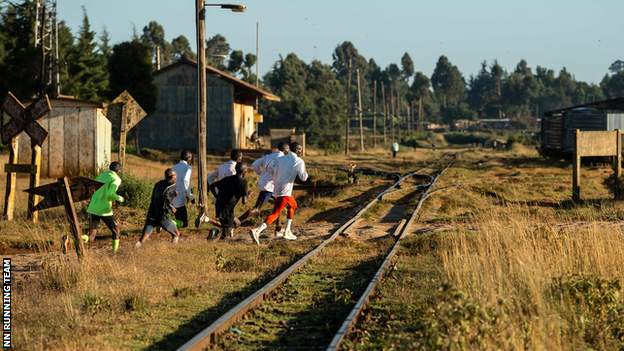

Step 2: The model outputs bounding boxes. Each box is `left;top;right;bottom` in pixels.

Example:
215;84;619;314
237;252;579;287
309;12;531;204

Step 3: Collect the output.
196;149;243;228
81;162;125;253
209;163;249;239
239;142;289;234
135;168;181;247
172;150;194;228
250;142;308;244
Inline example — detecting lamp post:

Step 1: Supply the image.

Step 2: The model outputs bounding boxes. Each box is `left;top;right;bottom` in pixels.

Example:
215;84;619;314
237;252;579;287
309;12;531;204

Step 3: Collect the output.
195;1;246;219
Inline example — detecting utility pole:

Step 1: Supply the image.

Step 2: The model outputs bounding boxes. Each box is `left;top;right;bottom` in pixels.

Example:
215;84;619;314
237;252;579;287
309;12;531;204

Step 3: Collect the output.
344;57;352;155
372;80;377;149
356;69;364;152
155;46;161;70
381;82;387;146
255;21;259;87
390;85;395;141
254;21;260;133
419;96;423;132
195;0;208;217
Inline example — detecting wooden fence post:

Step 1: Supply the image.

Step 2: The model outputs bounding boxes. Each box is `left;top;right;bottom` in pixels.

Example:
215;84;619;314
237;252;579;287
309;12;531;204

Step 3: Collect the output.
59;177;85;259
118;103;128;169
616;129;622;200
572;129;581;202
3;137;19;220
27;143;41;222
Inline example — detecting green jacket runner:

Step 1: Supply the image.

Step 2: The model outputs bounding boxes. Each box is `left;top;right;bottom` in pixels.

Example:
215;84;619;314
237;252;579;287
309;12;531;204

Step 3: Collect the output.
87;170;124;217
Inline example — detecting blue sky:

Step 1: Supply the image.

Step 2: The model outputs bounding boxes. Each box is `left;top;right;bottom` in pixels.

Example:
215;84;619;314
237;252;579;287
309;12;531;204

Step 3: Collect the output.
58;0;623;84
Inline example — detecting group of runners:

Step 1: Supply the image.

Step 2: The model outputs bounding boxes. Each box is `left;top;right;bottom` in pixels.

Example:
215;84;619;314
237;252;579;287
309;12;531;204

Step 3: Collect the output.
73;141;308;253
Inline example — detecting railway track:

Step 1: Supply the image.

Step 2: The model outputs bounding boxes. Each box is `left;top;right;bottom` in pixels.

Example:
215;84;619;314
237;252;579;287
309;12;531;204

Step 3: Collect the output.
178;159;452;351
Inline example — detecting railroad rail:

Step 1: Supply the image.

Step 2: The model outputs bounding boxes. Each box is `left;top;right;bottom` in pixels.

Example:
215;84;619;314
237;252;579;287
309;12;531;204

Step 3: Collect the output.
178;158;453;351
326;162;451;350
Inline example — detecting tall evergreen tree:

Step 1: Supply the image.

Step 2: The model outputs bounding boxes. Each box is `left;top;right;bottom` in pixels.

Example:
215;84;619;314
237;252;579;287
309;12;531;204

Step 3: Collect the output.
0;0;39;100
65;7;108;101
108;40;156;113
400;52;414;81
431;55;468;122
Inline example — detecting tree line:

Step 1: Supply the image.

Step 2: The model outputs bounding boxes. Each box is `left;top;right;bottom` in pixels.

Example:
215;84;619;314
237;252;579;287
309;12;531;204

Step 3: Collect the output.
2;1;624;148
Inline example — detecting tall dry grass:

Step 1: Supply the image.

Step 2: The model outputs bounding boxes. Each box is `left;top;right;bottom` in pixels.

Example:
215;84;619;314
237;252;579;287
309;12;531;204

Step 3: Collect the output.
440;204;624;349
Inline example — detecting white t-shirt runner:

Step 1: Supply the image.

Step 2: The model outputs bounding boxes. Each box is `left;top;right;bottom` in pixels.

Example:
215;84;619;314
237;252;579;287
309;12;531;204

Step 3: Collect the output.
172;160;193;208
251;151;284;192
268;152;308;197
208;160;237;185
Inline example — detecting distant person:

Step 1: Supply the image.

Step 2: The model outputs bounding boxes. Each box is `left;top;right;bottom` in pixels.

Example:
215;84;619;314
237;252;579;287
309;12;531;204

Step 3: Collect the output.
197;149;243;227
239;142;289;234
391;142;399;158
172;150;194;228
209;163;250;239
79;162;124;254
250;142;308;244
249;131;261;149
136;168;180;247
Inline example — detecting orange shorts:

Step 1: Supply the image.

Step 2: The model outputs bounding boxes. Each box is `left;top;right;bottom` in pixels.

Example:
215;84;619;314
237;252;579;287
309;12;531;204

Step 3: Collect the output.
265;196;297;224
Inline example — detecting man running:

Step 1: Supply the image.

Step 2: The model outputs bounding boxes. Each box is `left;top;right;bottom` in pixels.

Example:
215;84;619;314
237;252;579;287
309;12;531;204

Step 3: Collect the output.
209;163;249;239
239;142;289;233
136;168;181;247
250;142;308;244
83;162;125;253
208;149;242;185
197;149;243;227
172;150;194;228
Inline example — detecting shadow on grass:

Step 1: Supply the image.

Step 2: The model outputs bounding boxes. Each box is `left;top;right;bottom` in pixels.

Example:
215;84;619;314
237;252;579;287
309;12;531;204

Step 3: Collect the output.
379;188;422;223
307;184;388;224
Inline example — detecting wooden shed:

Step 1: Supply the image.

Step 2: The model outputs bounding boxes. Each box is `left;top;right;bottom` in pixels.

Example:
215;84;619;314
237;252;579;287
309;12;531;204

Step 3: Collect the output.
138;58;280;151
18;97;112;178
542;97;624;156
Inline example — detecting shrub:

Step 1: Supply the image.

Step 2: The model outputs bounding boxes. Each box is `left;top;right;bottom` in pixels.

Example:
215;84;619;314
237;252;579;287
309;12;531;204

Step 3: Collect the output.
550;274;624;349
123;293;148;312
118;173;152;209
81;292;110;315
40;259;81;292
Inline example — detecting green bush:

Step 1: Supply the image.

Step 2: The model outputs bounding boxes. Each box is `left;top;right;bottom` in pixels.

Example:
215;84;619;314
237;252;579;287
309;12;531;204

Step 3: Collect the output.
550;274;624;349
117;174;152;209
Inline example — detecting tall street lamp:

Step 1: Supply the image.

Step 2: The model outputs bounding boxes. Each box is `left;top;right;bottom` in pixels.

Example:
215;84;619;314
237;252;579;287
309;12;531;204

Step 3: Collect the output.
195;1;246;220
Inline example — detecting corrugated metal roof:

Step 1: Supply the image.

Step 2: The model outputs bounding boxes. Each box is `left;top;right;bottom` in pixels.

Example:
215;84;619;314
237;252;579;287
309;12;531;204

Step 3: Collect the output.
154;57;281;102
545;97;624;116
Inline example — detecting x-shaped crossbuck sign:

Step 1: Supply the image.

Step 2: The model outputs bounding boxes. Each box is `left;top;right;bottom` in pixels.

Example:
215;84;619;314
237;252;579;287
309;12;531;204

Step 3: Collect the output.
1;92;51;146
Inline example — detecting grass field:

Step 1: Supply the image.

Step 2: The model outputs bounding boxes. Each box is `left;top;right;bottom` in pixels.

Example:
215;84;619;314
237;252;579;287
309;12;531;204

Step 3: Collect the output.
3;145;624;350
346;145;624;350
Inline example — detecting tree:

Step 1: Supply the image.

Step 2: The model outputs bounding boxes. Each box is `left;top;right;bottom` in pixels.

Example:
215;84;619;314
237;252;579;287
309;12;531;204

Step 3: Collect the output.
65;7;108;101
431;55;465;119
602;60;624;99
0;0;39;100
99;27;112;58
609;60;624;74
401;52;414;81
108;40;156;113
262;53;346;148
171;35;194;60
242;53;257;82
56;21;74;94
206;34;230;69
141;20;173;68
227;49;244;74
